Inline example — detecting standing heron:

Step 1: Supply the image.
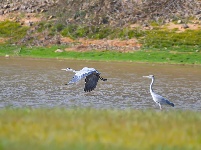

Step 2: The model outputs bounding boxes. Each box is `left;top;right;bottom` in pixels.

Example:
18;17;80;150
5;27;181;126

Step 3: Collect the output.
143;75;174;109
61;67;107;92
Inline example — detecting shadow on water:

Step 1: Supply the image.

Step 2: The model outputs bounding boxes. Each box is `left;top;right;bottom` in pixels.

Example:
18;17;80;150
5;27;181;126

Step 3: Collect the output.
0;57;201;110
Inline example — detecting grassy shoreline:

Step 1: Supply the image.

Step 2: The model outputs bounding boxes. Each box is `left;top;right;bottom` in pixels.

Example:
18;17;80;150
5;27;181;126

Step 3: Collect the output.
0;108;201;150
1;50;200;150
0;45;200;65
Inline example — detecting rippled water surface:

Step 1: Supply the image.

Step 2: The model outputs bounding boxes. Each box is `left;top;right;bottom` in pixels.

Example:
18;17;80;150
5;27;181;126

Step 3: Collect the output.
0;57;201;110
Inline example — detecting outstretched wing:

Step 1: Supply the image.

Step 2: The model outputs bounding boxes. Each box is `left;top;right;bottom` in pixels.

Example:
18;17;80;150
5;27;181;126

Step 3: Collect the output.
68;70;94;84
84;72;100;92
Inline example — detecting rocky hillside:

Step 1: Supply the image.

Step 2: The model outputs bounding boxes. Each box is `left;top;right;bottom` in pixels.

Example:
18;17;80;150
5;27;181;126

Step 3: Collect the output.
1;0;56;15
1;0;201;51
1;0;201;26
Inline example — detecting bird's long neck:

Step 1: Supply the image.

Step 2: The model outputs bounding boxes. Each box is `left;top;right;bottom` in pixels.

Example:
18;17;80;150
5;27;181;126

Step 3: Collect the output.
150;77;154;93
68;69;77;73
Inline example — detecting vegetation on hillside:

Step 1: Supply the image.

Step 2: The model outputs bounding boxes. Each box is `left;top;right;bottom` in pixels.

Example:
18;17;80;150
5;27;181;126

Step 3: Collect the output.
0;20;28;43
0;20;201;52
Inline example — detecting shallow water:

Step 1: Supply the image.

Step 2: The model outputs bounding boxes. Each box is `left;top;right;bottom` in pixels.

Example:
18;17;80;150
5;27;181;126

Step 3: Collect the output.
0;57;201;110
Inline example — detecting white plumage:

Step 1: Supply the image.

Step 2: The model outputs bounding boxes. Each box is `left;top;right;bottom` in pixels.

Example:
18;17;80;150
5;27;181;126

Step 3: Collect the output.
143;75;174;109
62;67;107;92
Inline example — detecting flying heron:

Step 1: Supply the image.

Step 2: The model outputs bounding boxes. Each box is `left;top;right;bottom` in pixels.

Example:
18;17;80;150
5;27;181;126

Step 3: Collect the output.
61;67;107;92
143;75;174;109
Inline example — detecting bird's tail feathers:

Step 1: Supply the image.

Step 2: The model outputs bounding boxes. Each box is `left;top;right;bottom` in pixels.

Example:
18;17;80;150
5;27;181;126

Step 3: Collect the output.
166;100;174;107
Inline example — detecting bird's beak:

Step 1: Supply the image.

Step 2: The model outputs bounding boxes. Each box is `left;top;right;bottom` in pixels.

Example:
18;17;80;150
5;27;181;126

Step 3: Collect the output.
143;76;149;78
61;69;67;71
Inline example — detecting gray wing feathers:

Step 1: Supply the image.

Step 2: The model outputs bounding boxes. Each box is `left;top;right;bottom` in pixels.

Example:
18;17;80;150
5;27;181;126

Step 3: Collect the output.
165;99;174;107
159;97;174;107
68;75;82;84
68;71;94;84
84;72;99;92
152;93;174;107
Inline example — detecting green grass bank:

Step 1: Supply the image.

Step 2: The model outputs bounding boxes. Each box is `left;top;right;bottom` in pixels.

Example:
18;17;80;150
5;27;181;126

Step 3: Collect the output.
0;44;201;64
0;108;200;150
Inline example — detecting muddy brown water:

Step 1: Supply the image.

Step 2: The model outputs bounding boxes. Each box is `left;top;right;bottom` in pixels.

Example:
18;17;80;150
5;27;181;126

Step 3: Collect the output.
0;57;201;110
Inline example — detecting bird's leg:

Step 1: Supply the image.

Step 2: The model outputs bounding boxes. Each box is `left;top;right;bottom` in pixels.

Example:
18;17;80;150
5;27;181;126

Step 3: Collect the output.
99;76;107;81
159;104;162;110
